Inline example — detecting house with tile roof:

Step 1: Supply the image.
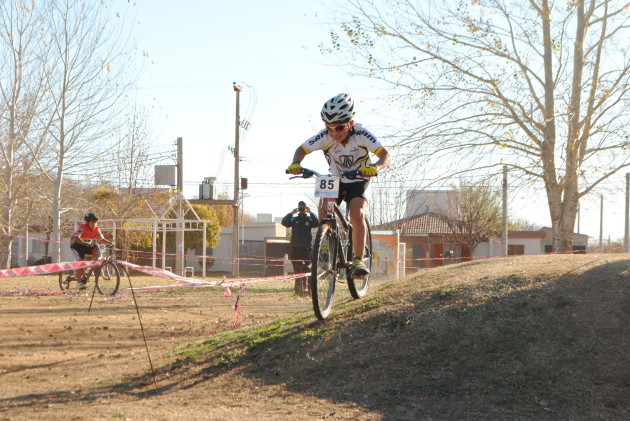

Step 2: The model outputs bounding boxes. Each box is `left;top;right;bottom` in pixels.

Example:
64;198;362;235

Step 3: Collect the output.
373;212;479;270
374;212;590;271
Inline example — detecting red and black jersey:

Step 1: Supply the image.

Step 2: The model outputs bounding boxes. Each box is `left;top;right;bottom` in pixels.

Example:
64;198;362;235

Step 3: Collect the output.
71;223;106;245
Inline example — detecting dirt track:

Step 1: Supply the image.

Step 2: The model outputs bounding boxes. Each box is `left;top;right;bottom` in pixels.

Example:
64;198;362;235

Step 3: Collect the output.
4;255;629;420
0;274;325;420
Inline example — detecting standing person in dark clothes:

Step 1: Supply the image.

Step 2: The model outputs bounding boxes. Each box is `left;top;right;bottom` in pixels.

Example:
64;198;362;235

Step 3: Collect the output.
281;200;319;296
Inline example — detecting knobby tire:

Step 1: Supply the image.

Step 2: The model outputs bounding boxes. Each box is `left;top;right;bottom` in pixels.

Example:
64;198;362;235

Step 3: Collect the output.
95;260;121;296
310;224;336;320
347;219;372;299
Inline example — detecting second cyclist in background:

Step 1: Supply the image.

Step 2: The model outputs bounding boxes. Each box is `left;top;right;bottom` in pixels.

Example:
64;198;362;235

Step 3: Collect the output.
70;212;113;289
287;93;391;277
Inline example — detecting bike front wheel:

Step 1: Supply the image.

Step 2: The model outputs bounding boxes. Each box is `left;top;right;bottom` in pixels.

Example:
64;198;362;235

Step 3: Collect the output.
348;219;372;299
310;224;337;320
95;261;120;296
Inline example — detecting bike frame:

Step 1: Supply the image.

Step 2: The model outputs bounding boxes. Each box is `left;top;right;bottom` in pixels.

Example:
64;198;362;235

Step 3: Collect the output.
320;197;353;272
288;166;372;319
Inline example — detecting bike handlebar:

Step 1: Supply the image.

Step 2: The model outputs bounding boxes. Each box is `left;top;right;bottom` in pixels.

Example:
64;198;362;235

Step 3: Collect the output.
285;167;360;180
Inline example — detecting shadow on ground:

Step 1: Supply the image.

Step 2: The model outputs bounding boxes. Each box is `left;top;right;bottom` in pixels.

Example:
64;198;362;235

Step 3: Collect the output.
3;256;630;420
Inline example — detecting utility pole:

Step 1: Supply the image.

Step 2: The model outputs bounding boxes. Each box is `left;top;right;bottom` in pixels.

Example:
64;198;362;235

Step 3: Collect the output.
625;173;629;253
501;165;508;257
599;194;604;253
177;137;183;192
176;137;184;275
232;83;242;277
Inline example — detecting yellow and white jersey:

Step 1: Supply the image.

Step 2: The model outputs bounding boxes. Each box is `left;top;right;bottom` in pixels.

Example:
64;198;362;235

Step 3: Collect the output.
300;123;384;183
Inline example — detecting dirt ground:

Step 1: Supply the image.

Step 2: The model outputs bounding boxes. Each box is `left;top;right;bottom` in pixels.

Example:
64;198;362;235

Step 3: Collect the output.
2;254;630;420
0;272;383;420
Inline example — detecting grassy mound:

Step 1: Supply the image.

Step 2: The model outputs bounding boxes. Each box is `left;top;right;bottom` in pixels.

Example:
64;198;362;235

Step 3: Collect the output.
162;254;630;420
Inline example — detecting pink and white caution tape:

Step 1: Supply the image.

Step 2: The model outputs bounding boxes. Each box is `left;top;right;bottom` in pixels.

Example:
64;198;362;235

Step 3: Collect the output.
0;257;309;328
115;260;309;293
0;260;101;278
115;261;214;285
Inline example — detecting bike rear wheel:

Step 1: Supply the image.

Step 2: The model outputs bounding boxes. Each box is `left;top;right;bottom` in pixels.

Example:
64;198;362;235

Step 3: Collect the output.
310;224;337;320
347;219;372;299
95;261;120;296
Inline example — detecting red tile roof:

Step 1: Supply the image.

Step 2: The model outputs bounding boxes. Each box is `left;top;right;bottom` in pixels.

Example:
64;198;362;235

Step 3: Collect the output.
373;212;455;234
375;213;551;239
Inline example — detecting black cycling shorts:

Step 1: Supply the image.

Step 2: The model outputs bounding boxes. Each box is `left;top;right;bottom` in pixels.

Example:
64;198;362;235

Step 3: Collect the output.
70;243;98;260
336;180;369;205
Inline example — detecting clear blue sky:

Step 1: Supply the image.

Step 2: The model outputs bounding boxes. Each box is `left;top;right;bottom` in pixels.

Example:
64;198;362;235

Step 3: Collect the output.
128;0;628;245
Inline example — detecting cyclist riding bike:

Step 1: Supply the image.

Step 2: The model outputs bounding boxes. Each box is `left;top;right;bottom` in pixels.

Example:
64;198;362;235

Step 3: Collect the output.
287;93;392;277
70;212;113;290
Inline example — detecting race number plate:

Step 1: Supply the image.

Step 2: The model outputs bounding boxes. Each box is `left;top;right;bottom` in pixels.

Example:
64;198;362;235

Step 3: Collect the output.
314;176;340;198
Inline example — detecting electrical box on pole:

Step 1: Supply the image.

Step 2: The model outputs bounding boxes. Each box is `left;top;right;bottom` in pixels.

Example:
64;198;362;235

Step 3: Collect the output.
240;177;248;190
199;177;216;200
154;165;177;186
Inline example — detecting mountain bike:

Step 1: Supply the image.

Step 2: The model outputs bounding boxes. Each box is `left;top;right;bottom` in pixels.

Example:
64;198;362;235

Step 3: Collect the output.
287;167;373;320
59;243;120;296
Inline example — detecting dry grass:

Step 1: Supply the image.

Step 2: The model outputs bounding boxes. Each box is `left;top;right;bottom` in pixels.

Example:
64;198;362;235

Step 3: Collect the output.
2;254;630;420
159;254;630;420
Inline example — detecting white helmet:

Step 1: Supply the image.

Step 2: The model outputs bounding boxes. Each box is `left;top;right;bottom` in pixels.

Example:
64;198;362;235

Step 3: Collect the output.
320;93;355;124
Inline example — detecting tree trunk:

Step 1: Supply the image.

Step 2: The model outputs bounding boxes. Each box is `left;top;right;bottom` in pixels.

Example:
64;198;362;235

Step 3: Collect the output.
51;171;64;263
1;115;16;269
551;198;579;253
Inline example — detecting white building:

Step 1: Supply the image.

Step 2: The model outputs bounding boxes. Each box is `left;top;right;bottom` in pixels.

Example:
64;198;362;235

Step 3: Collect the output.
475;229;589;257
209;214;288;273
405;190;459;218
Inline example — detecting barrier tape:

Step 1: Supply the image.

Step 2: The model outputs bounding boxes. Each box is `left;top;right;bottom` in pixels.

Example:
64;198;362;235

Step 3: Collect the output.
115;260;309;291
115;261;213;285
0;260;101;278
1;231;622;270
232;284;246;331
1;232;291;263
113;262;309;330
0;257;310;329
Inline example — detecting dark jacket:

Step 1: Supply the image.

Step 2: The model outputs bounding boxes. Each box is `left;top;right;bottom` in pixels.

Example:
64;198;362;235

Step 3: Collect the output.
281;212;319;248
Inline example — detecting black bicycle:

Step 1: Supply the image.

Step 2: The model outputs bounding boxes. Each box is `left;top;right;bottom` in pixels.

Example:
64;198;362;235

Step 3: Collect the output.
288;167;373;320
59;243;121;296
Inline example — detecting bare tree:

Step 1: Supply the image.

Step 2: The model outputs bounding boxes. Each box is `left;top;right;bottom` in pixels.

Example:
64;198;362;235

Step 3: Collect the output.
369;168;416;225
108;100;172;194
442;182;502;256
38;0;140;262
322;0;630;252
0;1;51;268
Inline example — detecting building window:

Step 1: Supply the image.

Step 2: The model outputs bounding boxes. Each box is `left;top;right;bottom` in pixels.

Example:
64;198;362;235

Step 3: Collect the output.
508;244;525;255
